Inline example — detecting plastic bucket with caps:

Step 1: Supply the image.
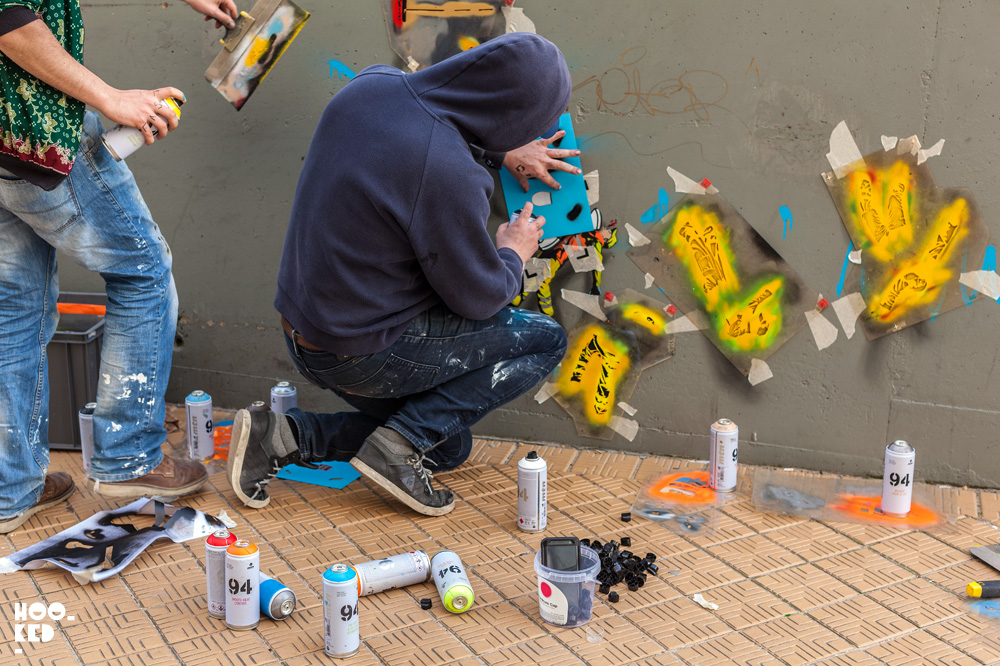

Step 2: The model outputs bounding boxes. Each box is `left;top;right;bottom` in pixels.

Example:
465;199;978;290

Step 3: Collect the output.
533;545;600;627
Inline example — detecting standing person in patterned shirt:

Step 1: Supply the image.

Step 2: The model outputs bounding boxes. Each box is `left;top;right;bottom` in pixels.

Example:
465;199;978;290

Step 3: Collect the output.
0;0;238;532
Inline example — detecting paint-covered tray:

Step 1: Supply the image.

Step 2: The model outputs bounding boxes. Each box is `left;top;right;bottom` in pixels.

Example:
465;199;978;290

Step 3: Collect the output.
626;192;818;377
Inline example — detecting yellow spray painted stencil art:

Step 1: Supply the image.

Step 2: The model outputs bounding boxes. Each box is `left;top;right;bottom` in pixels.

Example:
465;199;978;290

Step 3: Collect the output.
825;148;989;339
628;193;817;376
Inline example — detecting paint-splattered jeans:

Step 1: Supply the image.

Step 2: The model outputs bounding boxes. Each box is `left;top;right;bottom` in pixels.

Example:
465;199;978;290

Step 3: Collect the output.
0;112;176;518
284;304;567;471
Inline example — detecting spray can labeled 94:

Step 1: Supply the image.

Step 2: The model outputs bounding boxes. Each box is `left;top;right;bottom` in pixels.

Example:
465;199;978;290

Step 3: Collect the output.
431;550;474;613
351;550;430;596
185;390;214;461
881;440;914;517
517;451;547;532
323;564;359;658
270;381;297;414
206;529;237;619
225;539;260;630
709;418;738;492
78;402;96;472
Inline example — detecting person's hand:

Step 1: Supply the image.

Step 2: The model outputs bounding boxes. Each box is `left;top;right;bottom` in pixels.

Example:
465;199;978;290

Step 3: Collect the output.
183;0;238;29
98;87;185;145
502;130;582;192
496;202;546;264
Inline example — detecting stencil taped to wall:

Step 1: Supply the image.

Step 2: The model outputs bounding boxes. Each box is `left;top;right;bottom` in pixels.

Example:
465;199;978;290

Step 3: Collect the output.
630;470;729;538
551;293;674;440
380;0;507;70
752;468;950;531
823;148;990;339
626;193;817;376
205;0;311;110
0;499;226;584
501;113;592;240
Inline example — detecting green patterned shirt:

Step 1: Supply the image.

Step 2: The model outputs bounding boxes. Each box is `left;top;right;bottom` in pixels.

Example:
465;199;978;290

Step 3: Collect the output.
0;0;84;176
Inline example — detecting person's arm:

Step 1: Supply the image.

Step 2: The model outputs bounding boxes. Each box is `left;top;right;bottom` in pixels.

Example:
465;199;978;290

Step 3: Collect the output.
0;20;184;143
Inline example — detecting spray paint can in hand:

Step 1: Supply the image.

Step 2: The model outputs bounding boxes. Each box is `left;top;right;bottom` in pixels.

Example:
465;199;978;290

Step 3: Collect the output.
101;97;182;161
259;572;296;620
225;539;260;630
351;550;431;596
185;390;214;462
78;402;96;472
881;440;915;517
517;451;547;532
206;529;237;619
431;550;474;614
709;418;739;493
323;564;359;658
270;381;297;414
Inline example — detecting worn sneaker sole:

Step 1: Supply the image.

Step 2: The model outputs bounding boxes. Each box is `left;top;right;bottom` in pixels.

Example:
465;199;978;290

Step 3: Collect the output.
350;457;455;517
94;471;207;499
0;481;76;534
227;409;270;509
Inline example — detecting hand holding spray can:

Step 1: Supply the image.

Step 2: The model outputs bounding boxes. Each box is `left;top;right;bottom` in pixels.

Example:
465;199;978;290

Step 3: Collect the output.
206;529;237;619
323;564;360;658
517;451;547;532
225;539;260;630
101;97;183;161
881;440;915;517
709;419;739;493
431;550;474;613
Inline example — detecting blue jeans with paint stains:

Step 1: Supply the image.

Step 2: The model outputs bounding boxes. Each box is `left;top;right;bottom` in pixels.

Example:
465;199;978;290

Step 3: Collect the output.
0;112;176;518
283;304;567;471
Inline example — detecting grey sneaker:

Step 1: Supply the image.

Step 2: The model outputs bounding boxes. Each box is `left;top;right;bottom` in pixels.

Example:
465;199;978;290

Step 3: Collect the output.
350;428;455;516
227;409;300;508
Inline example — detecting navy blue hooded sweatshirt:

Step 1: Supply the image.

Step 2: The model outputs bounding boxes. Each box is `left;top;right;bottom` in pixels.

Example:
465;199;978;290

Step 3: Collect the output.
275;33;571;355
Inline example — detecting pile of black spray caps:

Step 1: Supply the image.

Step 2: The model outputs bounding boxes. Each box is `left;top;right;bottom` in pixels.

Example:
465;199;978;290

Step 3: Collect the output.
582;536;658;602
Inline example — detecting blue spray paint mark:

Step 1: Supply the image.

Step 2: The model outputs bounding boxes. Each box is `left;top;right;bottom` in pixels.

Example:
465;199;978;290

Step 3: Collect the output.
835;243;854;297
640;188;670;223
329;60;356;80
961;244;998;305
779;205;793;240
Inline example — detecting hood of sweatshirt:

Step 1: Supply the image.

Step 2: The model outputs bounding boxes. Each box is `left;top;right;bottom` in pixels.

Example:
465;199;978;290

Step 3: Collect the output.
406;32;571;153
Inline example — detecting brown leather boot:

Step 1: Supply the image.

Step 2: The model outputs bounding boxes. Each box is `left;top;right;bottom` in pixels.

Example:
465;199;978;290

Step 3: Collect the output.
94;455;208;499
0;472;75;534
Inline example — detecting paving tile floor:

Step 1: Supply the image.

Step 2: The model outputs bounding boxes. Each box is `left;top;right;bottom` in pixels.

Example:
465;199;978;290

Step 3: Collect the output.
2;405;999;665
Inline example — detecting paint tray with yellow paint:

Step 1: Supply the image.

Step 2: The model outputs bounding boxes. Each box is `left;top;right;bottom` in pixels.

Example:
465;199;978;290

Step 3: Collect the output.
627;193;818;377
205;0;310;110
630;470;728;538
380;0;507;70
823;149;990;339
752;467;953;532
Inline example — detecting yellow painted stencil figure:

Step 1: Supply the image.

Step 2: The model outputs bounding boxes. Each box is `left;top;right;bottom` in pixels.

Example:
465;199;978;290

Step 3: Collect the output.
557;326;631;426
667;204;785;353
846;161;915;263
867;197;969;322
620;303;665;336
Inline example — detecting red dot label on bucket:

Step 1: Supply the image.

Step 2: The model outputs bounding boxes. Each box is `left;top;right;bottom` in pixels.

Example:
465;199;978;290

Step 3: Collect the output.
540;582;552;597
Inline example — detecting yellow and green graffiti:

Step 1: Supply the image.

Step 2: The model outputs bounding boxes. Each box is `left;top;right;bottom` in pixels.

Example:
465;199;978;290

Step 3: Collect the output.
557;326;631;426
843;162;970;323
667;204;785;352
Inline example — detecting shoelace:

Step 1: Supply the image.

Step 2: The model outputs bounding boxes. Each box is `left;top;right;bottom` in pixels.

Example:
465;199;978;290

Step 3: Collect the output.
250;459;284;501
406;453;436;495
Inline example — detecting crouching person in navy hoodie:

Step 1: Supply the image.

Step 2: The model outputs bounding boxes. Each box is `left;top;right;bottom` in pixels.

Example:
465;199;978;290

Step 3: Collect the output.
227;33;575;516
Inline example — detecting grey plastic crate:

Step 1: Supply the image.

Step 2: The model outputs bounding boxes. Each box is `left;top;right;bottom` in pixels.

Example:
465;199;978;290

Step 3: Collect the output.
47;292;106;450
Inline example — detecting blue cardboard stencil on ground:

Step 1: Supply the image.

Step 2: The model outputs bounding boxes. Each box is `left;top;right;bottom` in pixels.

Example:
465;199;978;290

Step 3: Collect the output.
500;112;590;240
277;460;360;489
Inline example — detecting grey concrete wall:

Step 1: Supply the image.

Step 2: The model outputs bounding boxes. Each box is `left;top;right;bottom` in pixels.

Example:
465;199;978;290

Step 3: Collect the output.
60;0;1000;486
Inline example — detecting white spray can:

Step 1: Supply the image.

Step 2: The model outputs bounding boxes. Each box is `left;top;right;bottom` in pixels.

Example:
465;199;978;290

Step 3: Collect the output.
709;418;739;493
225;539;260;630
517;451;547;532
323;564;360;658
881;440;915;517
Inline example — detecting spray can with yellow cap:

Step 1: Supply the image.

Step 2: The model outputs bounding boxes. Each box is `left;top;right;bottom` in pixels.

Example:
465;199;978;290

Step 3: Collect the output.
225;539;260;630
431;550;474;613
101;97;183;161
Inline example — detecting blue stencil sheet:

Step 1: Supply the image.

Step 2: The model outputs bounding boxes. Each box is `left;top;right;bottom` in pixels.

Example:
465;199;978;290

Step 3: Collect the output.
500;113;591;240
277;460;360;489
